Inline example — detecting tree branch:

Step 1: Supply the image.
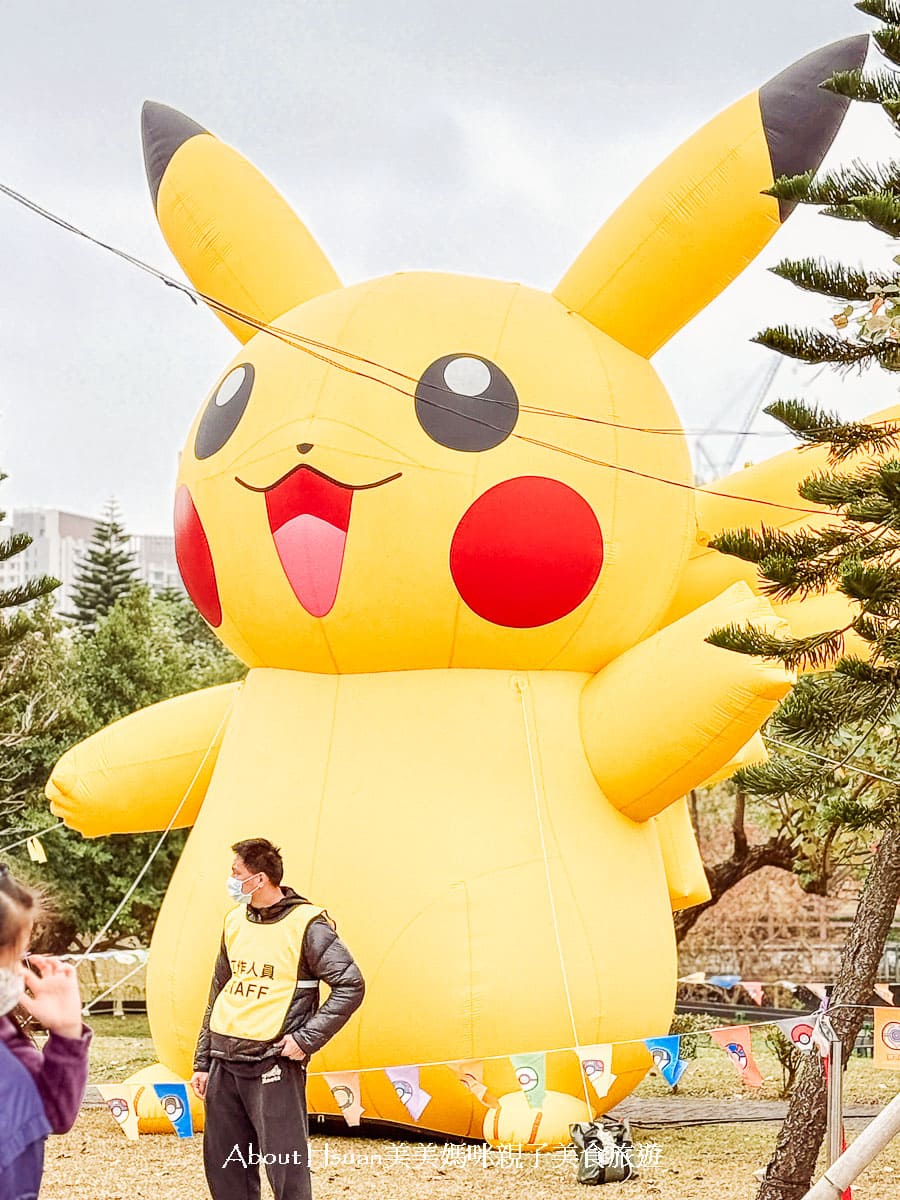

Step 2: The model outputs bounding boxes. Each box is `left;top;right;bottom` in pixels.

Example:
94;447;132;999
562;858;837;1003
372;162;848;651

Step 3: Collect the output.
674;831;797;942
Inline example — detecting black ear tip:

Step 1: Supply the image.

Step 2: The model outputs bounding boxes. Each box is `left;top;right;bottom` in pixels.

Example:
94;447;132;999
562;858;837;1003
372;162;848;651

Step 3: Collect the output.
760;35;870;220
141;101;208;209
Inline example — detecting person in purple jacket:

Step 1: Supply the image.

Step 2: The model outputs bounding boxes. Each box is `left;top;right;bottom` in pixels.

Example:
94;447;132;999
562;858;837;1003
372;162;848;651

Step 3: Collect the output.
0;864;92;1199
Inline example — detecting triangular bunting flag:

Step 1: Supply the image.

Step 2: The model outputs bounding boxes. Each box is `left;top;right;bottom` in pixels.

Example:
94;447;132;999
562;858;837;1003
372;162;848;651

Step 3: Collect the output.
644;1036;688;1088
840;1127;852;1200
708;975;740;990
577;1044;617;1100
447;1059;497;1106
26;837;47;863
874;983;895;1007
874;1008;900;1071
710;1026;763;1088
97;1084;139;1139
152;1083;194;1137
323;1071;364;1126
385;1066;431;1121
773;1017;816;1052
743;982;765;1006
678;972;706;984
811;1018;832;1060
510;1052;547;1109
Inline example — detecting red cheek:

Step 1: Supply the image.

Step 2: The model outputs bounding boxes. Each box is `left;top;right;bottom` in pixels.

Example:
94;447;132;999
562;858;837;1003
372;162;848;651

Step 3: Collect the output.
174;485;222;627
449;476;603;628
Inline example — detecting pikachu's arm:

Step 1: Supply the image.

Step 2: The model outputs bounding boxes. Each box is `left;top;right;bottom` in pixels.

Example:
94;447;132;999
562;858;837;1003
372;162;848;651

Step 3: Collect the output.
45;682;242;838
665;402;900;647
554;37;866;358
665;440;834;625
580;583;793;823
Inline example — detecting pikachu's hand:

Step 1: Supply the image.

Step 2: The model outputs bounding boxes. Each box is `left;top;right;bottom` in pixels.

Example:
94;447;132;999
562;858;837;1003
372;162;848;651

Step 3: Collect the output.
44;683;242;837
45;760;92;835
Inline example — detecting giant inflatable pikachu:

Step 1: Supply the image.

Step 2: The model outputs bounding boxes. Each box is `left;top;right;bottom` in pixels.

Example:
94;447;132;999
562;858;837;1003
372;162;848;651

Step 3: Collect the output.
47;37;869;1147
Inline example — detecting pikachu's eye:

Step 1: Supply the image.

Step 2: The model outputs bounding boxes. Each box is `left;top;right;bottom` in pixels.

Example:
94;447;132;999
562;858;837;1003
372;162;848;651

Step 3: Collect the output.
415;354;518;451
195;364;255;459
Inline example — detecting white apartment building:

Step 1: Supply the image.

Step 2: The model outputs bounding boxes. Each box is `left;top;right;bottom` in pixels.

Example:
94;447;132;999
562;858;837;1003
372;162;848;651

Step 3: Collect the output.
0;507;183;613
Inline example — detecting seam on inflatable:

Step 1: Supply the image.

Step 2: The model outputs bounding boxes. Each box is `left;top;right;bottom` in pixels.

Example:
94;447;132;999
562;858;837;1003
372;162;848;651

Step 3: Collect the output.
543;318;616;669
577;124;762;334
517;674;592;1111
307;676;341;876
448;280;520;667
622;694;777;816
462;879;475;1060
167;178;268;328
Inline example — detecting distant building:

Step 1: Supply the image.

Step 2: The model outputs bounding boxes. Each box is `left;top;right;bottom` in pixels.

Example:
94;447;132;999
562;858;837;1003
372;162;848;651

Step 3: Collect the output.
132;533;184;598
0;507;183;613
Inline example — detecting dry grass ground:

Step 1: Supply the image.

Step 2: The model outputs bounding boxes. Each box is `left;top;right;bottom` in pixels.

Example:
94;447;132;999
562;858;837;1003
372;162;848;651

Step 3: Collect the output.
66;1017;900;1198
41;1112;900;1200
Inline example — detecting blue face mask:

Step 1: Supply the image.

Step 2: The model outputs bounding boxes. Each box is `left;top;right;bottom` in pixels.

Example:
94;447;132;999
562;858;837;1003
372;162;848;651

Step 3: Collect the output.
226;875;261;905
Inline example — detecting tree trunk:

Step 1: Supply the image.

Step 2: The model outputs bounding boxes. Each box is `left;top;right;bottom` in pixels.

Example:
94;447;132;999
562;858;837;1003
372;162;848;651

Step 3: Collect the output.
756;822;900;1200
30;915;80;955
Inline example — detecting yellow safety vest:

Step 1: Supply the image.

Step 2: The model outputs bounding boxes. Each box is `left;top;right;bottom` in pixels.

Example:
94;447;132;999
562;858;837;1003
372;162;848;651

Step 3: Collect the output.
210;902;324;1042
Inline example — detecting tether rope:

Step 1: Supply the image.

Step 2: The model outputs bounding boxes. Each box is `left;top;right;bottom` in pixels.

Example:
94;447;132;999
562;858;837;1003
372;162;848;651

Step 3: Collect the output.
81;684;242;957
516;675;593;1112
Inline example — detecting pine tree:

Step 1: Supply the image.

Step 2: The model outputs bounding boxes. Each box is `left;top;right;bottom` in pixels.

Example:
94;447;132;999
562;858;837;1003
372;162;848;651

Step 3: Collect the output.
708;8;900;1196
69;497;138;624
0;474;60;613
0;471;62;836
3;585;245;952
154;586;246;688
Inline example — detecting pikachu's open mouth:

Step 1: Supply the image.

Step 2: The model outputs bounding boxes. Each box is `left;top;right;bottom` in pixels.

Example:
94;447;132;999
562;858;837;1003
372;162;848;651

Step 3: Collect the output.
236;464;401;618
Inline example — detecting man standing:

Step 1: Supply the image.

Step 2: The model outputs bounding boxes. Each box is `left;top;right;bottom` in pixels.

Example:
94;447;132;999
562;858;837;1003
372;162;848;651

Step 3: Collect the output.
191;838;365;1200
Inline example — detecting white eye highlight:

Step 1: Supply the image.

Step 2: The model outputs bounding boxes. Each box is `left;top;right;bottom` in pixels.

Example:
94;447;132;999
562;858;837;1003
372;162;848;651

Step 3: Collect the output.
215;366;249;407
195;362;255;460
443;356;492;397
415;353;517;452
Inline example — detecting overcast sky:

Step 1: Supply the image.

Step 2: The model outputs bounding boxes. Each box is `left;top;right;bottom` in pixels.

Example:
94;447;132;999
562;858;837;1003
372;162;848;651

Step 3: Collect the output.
1;0;899;533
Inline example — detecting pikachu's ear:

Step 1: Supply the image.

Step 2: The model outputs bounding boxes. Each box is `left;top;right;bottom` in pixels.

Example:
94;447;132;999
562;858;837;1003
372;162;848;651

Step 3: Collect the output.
554;36;868;359
141;102;340;342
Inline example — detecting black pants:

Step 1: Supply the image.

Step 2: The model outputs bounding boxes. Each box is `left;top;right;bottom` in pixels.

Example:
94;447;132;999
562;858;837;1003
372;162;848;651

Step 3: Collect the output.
203;1059;312;1200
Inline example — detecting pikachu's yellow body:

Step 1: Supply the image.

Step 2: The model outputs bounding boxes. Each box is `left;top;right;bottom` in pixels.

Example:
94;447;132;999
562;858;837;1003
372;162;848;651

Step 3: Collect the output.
48;36;873;1145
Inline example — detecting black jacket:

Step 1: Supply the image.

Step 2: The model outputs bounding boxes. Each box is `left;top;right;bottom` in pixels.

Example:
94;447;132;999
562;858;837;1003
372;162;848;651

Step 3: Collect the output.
193;887;365;1071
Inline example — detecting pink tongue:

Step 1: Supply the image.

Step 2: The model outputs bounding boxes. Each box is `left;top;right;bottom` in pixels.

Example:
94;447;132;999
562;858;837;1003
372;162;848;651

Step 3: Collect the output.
273;513;347;617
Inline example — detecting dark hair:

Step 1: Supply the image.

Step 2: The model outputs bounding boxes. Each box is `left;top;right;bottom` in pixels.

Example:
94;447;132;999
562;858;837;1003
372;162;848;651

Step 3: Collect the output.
231;839;283;885
0;863;43;952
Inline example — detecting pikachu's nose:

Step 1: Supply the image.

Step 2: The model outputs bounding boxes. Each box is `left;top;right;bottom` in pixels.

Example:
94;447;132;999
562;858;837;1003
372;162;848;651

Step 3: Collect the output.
297;442;314;455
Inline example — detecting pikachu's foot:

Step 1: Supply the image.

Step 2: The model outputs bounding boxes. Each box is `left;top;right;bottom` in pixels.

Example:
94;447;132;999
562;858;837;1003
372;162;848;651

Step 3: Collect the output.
482;1089;591;1151
123;1062;206;1134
